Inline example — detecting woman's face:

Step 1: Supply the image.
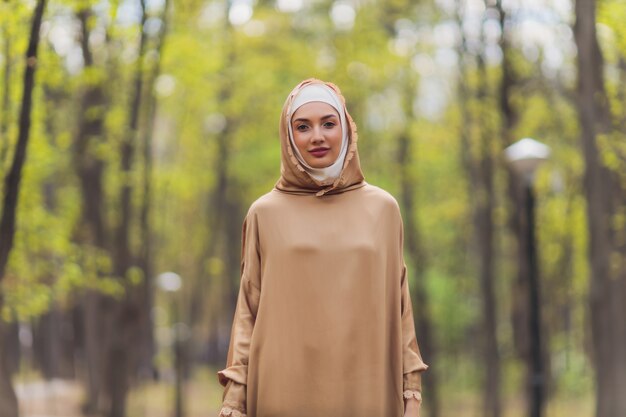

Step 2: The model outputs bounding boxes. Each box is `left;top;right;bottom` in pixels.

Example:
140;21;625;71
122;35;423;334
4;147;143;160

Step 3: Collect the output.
291;101;343;169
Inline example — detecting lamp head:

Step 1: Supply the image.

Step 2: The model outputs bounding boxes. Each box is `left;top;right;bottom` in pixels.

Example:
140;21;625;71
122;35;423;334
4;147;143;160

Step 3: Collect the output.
504;138;551;183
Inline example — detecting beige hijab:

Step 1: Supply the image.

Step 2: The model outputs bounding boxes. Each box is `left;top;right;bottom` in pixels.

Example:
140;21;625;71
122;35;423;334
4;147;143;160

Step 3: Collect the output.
287;83;349;183
275;78;366;197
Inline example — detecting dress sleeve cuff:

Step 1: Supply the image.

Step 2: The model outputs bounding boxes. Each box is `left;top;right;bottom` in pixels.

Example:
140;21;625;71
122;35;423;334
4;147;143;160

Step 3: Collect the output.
221;380;246;414
217;365;248;387
403;390;422;402
403;369;423;392
219;406;247;417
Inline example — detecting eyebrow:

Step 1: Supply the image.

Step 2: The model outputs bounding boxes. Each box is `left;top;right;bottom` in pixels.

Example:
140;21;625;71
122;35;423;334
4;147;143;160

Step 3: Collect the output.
292;114;338;123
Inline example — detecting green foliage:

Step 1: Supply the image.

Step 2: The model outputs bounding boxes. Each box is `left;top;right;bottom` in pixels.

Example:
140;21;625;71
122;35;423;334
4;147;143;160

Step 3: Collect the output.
598;0;626;56
0;0;612;413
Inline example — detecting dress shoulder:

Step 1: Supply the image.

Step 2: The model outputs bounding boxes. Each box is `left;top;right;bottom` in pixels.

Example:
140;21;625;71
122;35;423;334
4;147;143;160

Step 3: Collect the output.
359;184;402;214
246;185;401;219
245;190;282;217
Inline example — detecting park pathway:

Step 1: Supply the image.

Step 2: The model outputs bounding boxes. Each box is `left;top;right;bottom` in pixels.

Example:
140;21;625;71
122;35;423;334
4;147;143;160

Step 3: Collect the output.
16;378;221;417
16;379;82;417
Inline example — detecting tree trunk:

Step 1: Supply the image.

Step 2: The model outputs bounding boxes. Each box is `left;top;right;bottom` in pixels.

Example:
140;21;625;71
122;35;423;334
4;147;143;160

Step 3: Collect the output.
574;2;626;417
475;60;501;417
0;2;46;415
493;2;527;363
0;0;46;278
197;17;241;367
32;306;75;379
456;2;501;414
106;1;149;414
492;1;550;414
0;312;19;417
136;0;171;380
72;7;111;414
396;75;439;417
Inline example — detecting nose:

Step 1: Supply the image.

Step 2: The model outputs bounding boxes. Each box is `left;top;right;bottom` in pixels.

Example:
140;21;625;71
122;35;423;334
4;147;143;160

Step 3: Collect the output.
311;126;325;144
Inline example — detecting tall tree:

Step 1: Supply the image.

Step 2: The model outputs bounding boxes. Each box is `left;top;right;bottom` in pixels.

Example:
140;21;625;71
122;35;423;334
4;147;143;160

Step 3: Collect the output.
574;1;626;416
196;4;243;366
491;1;549;414
72;5;112;414
136;0;172;379
376;2;440;413
456;1;501;415
0;1;47;416
106;1;150;415
396;73;439;417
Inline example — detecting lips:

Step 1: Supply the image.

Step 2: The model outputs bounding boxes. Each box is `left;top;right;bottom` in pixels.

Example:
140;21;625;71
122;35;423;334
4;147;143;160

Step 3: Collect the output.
309;147;330;157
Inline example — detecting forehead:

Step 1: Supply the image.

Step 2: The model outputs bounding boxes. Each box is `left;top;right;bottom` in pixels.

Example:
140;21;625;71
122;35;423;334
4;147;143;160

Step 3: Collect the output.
292;101;339;120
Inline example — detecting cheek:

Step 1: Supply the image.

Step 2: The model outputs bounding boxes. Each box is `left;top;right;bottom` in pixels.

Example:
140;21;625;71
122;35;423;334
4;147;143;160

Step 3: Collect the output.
330;129;343;147
293;131;309;152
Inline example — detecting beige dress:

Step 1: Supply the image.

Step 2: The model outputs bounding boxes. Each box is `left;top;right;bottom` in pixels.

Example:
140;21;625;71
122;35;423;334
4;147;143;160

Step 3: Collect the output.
217;79;428;417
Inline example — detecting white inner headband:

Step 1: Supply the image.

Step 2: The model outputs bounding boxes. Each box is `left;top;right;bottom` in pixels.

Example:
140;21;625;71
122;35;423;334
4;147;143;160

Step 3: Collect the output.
287;84;349;184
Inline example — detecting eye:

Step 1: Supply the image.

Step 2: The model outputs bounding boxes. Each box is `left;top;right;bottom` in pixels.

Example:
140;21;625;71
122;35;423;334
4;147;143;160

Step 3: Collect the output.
323;121;336;128
296;124;309;132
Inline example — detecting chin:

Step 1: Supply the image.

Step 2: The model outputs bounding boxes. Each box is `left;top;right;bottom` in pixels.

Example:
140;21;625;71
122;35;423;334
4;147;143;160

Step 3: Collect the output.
307;160;334;169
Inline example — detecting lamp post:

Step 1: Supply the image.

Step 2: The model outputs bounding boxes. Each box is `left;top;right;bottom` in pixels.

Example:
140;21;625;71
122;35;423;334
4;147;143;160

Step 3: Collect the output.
157;272;184;417
504;138;550;417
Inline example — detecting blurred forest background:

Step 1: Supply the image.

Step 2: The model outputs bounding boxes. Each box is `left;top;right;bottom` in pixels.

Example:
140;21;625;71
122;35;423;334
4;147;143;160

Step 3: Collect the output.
0;0;625;417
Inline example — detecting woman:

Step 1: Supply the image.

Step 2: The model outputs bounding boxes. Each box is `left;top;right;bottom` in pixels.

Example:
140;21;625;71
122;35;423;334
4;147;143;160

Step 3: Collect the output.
217;79;428;417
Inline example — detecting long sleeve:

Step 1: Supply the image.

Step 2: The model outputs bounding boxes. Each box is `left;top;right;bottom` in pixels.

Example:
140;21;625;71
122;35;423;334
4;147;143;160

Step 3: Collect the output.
400;263;428;402
217;213;262;416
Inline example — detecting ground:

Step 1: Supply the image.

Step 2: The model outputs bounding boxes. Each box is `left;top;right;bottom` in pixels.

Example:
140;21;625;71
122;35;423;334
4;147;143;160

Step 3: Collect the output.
15;367;593;417
16;368;223;417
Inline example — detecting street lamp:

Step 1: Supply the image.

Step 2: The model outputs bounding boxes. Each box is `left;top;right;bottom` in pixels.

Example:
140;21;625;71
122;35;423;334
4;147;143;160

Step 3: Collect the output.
504;138;550;417
157;272;184;417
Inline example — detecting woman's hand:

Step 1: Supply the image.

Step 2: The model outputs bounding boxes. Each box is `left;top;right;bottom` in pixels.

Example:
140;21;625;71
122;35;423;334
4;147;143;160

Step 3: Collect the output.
403;397;420;417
